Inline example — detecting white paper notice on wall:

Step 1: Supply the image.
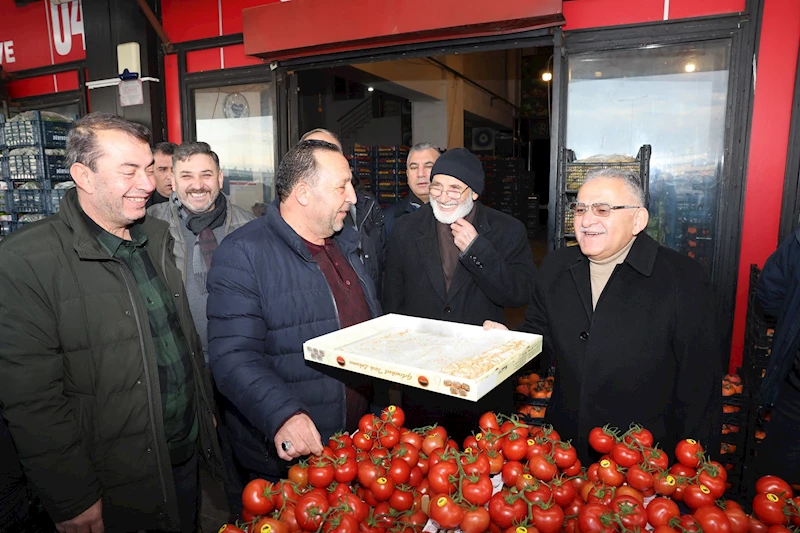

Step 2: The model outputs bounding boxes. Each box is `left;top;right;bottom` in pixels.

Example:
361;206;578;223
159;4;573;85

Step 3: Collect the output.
119;80;144;107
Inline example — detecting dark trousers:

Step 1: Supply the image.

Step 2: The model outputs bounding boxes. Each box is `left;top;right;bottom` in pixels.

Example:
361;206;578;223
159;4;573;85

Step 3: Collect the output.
754;378;800;484
147;450;200;533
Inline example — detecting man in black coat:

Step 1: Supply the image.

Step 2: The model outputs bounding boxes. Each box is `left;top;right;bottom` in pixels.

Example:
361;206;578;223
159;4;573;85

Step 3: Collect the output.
486;168;721;463
384;148;537;441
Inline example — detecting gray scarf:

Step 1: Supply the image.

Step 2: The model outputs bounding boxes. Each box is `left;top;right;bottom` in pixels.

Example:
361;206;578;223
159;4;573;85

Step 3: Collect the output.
174;193;227;292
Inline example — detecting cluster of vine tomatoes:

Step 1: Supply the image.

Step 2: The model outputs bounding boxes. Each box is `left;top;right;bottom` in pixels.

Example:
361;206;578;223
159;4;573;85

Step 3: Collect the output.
218;409;800;533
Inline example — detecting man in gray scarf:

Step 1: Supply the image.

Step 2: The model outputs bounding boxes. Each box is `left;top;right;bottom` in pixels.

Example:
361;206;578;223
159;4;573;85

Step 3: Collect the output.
147;141;255;364
148;141;255;520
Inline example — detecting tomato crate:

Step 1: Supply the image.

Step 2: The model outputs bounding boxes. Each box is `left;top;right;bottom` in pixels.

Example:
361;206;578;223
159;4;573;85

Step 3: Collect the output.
2;111;71;149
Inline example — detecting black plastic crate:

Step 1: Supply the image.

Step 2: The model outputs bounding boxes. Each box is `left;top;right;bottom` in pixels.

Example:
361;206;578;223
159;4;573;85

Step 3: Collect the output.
2;111;71;149
6;153;68;181
0;220;22;236
50;188;73;212
11;187;46;213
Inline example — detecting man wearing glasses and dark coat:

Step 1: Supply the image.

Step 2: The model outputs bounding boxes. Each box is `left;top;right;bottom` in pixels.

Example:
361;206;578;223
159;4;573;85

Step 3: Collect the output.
486;167;722;464
384;148;537;441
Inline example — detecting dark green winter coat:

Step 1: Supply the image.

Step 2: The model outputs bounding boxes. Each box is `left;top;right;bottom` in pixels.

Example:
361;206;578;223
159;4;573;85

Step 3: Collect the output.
0;188;224;532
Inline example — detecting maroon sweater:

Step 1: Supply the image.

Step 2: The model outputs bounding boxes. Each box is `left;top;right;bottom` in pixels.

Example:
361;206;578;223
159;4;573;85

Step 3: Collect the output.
304;238;372;431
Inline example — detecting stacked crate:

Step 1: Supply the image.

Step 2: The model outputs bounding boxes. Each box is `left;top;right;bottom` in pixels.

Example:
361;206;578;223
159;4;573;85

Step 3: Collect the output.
480;156;523;219
720;371;748;500
0;111;72;239
373;146;408;207
347;144;373;192
513;369;554;427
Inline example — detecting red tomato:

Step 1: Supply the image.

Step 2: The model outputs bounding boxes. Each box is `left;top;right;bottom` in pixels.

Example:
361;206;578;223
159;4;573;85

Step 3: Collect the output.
428;461;459;495
597;459;625;487
616;486;645;505
242;478;274;516
552;479;578;508
694;505;733;533
358;414;378;434
487;451;505;475
459;507;491;533
377;424;400;448
644;448;670;471
329;432;353;450
357;461;382;487
647;497;681;527
462;474;494;506
288;464;308;488
749;516;770;533
611;442;643;468
295;493;329;531
370;476;394;501
675;439;704;469
352;432;373;451
379;405;405;427
533;502;566;533
388;487;414;512
479;412;500;433
723;503;750;533
683;484;716;510
625;425;654;448
502;433;530;461
408;466;423;487
519;476;551;504
460;451;490;476
399;430;423;450
563;458;583;477
753;493;790;526
325;513;358;533
393;442;419;468
529;454;558;482
578;502;616;533
588;427;617;454
627;464;655;492
698;469;727;499
610;495;648;530
251;517;289;533
429;494;464;528
501;460;525;486
755;476;793;499
387;457;411;485
334;458;358;484
278;504;300;533
421;433;445;455
308;458;335;488
554;441;579;470
488;490;528;529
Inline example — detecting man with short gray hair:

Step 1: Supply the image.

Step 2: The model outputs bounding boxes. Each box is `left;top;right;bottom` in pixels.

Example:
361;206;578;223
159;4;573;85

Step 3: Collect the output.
486;167;721;463
384;141;441;238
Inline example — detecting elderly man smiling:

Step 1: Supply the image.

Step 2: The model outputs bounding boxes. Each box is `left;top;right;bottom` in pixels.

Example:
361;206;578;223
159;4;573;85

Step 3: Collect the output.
486;167;721;463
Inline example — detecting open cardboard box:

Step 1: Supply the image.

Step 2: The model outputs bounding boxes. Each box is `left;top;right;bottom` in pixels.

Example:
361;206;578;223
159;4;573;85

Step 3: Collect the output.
303;314;542;402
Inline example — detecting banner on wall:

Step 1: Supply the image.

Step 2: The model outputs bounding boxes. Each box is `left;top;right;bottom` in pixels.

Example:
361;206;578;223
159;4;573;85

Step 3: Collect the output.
0;0;85;72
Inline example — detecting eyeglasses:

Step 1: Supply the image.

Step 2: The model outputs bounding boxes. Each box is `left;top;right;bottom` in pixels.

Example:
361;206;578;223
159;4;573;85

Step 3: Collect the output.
569;202;642;217
429;186;468;200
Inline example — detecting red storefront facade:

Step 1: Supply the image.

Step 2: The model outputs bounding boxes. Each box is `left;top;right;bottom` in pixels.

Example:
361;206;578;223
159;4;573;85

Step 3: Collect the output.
3;0;799;371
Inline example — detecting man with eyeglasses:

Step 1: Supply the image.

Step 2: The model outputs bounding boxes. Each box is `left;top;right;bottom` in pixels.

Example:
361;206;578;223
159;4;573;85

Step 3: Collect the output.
486;167;721;463
384;148;537;441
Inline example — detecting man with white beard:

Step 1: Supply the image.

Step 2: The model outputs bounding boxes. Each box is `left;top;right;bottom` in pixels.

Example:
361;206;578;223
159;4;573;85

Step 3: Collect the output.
383;148;536;440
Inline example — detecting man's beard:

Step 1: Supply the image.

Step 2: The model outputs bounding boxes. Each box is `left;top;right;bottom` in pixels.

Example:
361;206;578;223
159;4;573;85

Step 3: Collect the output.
432;194;474;224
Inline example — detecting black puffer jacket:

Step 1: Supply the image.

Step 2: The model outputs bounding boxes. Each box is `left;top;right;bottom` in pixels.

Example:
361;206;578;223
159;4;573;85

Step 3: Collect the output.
0;188;223;532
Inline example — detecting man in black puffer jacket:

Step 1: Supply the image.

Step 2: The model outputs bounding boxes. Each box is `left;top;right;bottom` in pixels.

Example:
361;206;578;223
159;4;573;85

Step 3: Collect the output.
207;139;381;482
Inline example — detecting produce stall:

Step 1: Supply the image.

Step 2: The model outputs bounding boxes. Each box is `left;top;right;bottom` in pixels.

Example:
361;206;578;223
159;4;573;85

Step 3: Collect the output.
218;405;800;533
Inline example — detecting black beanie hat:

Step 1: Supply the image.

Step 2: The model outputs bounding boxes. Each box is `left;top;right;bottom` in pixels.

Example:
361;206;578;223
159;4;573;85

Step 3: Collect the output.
430;148;484;196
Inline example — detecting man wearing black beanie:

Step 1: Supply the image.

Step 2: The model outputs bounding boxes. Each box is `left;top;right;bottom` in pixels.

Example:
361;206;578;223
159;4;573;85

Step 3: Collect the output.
384;148;537;441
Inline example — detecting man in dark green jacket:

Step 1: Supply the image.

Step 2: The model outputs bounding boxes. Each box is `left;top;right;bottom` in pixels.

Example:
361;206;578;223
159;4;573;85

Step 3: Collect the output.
0;113;223;533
